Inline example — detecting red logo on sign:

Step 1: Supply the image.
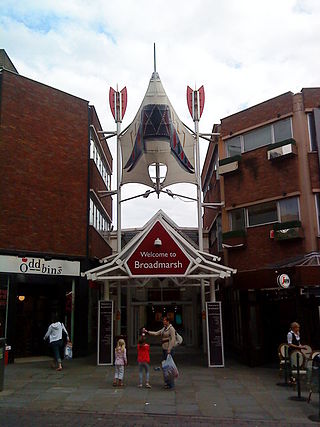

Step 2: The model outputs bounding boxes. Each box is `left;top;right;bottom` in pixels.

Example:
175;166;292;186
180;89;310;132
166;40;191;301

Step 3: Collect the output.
127;222;190;276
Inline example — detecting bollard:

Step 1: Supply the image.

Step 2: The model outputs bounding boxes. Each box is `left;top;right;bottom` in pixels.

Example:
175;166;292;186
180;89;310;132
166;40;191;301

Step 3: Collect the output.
289;352;307;402
308;356;320;422
277;344;290;387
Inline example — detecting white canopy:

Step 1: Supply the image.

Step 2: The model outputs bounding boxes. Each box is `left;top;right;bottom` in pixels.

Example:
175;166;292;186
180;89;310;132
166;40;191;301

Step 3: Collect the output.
83;210;236;286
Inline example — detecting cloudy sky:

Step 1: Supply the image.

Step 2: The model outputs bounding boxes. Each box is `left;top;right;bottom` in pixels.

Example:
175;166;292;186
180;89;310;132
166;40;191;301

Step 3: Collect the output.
1;0;320;228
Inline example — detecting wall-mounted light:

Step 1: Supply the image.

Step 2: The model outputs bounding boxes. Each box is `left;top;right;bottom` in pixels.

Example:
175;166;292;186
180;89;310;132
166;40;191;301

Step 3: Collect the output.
154;238;162;246
18;295;25;301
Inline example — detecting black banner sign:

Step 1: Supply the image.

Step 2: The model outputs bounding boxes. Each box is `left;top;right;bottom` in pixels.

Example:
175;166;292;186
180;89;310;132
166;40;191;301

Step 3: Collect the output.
97;300;113;365
206;301;224;367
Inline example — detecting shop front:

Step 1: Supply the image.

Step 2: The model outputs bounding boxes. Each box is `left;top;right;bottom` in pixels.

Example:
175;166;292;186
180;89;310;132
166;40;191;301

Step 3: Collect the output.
0;255;80;361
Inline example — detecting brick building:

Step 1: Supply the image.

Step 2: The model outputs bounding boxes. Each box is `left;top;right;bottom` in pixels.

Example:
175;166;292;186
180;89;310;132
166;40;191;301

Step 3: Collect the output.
0;50;113;360
202;89;320;365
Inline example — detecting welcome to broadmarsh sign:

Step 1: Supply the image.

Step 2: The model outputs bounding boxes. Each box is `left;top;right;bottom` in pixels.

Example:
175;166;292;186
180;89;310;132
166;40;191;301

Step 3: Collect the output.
126;222;190;276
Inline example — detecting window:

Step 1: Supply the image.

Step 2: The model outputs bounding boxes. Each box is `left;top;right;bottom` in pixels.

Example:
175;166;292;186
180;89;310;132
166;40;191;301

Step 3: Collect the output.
247;201;277;226
89;197;111;233
274;118;292;143
316;194;320;235
90;133;111;189
230;208;246;230
226;136;241;157
308;113;318;151
279;198;299;222
225;118;293;157
243;125;271;152
229;197;300;230
209;216;222;252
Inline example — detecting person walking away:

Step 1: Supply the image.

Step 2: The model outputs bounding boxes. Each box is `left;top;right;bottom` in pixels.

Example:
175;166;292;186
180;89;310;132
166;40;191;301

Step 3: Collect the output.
144;316;176;389
113;339;127;387
137;335;151;388
43;316;69;371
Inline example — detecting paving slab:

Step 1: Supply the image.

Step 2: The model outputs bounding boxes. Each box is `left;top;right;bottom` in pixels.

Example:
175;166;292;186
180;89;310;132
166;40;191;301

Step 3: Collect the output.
0;352;319;425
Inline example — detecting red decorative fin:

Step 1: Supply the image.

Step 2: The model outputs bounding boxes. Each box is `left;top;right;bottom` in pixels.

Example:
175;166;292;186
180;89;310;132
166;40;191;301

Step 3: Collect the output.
121;87;127;119
198;85;205;118
109;87;116;120
186;86;193;119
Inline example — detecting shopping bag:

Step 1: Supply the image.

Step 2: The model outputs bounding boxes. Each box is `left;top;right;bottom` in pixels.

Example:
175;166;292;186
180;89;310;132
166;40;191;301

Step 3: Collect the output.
64;342;73;360
161;354;179;381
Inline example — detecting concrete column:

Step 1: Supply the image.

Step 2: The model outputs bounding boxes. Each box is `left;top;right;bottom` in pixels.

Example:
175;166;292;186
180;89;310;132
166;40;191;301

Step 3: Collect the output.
293;93;318;251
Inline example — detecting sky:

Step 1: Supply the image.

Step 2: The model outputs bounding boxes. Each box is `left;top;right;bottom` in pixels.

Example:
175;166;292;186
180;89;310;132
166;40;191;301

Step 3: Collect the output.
1;0;320;229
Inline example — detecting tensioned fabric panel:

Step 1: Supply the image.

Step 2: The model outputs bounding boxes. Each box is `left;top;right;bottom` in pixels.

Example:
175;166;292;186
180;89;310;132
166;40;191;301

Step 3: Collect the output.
119;72;197;188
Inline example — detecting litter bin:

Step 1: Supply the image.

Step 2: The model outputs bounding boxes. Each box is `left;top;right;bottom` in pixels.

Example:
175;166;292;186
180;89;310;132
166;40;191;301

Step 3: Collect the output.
0;338;5;392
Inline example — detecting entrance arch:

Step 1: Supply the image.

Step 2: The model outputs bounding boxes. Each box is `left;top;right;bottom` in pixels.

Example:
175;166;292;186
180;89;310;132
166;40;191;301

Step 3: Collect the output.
84;210;236;352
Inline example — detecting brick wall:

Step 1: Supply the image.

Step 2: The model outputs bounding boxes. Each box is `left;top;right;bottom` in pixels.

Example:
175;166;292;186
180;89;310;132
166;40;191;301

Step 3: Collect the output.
308;152;320;190
88;226;112;259
226;225;305;271
223;146;300;208
301;88;320;110
0;71;89;257
221;92;293;138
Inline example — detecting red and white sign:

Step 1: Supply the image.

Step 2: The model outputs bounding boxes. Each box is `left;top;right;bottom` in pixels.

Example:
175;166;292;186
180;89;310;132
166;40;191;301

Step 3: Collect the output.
126;221;191;277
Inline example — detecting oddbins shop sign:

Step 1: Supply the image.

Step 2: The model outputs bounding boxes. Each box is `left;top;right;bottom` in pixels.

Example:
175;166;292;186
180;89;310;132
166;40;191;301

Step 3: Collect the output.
126;222;191;277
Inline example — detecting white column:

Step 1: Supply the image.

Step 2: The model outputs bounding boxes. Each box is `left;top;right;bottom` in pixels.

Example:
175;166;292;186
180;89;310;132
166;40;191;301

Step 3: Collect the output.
210;278;216;302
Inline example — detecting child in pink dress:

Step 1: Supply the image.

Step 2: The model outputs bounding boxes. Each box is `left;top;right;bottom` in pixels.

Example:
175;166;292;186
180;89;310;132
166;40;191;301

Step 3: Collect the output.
113;339;127;387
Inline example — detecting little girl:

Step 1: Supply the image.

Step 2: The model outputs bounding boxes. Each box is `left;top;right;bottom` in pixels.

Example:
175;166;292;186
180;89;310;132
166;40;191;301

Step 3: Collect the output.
137;335;151;388
113;338;127;387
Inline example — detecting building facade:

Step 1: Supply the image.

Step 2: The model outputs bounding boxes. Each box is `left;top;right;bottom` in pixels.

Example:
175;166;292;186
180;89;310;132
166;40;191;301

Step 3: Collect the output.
0;50;113;360
202;89;320;365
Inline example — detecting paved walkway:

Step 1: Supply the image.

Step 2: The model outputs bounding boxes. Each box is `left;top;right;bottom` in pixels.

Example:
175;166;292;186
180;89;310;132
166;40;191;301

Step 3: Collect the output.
0;350;319;426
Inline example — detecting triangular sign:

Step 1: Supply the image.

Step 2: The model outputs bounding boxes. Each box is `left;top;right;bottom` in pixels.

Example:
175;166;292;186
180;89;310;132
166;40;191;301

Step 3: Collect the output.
126;221;191;276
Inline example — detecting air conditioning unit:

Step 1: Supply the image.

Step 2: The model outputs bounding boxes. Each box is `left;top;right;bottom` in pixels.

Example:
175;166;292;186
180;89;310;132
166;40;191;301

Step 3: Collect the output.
267;141;297;160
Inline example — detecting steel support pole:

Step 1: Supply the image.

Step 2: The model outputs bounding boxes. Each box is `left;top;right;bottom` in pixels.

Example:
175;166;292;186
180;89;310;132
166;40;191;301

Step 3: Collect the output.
116;120;122;336
195;118;206;353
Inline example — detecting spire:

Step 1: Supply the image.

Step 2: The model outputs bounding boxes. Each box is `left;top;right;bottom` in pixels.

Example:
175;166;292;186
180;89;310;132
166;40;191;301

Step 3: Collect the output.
152;43;159;79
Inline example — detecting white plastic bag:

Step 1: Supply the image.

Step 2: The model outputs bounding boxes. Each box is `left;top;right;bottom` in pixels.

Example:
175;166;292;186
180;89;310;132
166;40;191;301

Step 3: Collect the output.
64;342;73;360
161;354;179;381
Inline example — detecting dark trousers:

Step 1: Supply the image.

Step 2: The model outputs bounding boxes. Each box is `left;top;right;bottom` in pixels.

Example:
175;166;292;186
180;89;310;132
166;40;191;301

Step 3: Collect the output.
50;339;63;364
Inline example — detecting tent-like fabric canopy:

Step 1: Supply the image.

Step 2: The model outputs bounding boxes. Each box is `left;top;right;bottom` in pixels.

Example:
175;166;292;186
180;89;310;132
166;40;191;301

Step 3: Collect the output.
119;72;197;189
83;210;236;287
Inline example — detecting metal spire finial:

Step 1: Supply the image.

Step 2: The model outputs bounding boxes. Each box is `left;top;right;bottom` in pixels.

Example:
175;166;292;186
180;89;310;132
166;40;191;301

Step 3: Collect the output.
154;43;157;73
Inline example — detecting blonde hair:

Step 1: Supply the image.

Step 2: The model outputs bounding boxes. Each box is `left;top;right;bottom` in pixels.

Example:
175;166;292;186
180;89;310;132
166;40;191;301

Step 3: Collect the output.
291;322;300;329
116;339;126;352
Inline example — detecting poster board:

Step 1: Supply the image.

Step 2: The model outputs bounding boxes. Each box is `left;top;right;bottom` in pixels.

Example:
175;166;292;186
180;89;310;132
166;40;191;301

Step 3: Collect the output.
97;300;113;365
206;301;224;367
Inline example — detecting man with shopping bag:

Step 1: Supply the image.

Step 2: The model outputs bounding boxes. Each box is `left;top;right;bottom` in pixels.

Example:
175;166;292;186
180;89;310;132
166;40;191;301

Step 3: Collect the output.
144;316;177;389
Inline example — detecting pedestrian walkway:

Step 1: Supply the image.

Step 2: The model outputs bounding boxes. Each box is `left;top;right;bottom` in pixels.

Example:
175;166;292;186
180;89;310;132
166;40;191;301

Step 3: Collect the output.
0;349;319;426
